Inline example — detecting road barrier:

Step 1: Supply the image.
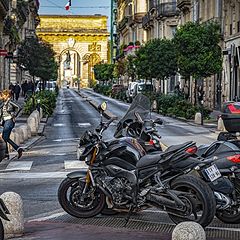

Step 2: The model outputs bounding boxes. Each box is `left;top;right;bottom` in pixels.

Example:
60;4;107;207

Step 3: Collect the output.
0;192;24;239
172;222;206;240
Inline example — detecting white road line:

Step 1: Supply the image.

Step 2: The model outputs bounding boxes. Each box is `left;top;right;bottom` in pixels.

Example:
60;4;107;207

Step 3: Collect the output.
53;123;66;127
52;138;79;142
0;172;71;179
64;161;88;169
77;123;91;127
28;212;66;222
6;161;33;171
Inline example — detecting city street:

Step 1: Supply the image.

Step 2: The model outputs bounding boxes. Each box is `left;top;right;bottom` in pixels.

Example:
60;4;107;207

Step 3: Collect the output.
0;88;239;239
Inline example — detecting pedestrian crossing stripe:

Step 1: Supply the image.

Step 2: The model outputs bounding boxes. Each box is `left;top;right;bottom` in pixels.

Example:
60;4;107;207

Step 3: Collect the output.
6;161;33;171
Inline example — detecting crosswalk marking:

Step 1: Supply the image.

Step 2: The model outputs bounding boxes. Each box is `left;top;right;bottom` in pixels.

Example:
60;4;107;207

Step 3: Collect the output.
64;161;87;169
6;161;33;171
0;172;71;179
77;123;91;127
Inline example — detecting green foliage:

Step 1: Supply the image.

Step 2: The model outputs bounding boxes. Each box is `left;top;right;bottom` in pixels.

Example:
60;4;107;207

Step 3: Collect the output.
155;94;211;120
18;38;58;82
94;63;115;82
3;16;20;45
126;55;136;81
93;84;112;96
173;21;222;79
135;38;177;80
23;90;57;116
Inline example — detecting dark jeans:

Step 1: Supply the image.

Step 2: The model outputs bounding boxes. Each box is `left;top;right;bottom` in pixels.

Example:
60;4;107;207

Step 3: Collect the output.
2;119;19;152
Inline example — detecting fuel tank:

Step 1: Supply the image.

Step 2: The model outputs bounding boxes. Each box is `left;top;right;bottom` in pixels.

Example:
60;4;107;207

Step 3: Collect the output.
99;137;146;167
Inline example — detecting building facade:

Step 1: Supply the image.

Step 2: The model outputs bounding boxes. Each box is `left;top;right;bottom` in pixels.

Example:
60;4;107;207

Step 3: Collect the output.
0;0;39;90
37;15;109;88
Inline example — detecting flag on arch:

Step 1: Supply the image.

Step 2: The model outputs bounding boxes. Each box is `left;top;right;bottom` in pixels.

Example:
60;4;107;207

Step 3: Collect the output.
65;0;71;10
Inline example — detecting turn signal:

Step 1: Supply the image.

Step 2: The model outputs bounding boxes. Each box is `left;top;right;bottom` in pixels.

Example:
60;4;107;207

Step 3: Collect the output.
227;154;240;163
149;139;154;145
185;146;198;154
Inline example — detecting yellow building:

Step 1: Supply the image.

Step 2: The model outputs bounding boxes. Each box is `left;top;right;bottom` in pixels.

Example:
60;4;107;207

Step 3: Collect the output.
37;15;110;88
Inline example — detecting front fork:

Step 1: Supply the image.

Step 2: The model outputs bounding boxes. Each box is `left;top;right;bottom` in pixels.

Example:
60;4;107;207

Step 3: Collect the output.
82;147;98;194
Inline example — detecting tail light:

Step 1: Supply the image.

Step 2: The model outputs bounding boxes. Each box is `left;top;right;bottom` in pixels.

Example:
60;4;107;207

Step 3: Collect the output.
185;146;198;154
227;154;240;163
149;139;154;145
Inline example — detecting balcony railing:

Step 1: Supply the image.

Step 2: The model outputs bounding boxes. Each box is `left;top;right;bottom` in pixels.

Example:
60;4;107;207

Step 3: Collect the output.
0;0;9;11
142;13;153;29
157;2;179;18
177;0;191;11
118;16;128;31
149;0;157;12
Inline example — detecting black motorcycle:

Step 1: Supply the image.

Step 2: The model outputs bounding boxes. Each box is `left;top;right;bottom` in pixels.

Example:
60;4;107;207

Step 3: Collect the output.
58;103;219;227
0;198;10;240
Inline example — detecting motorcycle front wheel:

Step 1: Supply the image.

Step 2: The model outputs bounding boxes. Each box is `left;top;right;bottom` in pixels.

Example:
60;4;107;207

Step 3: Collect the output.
168;175;216;227
58;177;105;218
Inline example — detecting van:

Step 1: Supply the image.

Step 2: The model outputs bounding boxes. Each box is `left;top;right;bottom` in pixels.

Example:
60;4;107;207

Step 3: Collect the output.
36;81;56;92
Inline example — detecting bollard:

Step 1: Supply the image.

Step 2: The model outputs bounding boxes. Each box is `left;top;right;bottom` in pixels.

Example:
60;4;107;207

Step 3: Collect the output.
0;192;24;239
14;128;24;144
172;222;206;240
11;130;20;147
19;125;28;142
194;112;202;125
26;124;31;138
217;117;226;132
27;116;37;135
31;110;40;125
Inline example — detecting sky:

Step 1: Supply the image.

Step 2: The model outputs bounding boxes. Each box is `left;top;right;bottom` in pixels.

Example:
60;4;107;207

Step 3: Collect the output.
38;0;111;29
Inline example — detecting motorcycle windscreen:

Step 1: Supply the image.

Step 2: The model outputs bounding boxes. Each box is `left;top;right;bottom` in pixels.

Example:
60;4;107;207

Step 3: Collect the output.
114;93;151;138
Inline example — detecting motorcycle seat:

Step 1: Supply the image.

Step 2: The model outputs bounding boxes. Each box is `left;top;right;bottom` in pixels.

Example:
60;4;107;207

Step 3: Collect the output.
136;141;194;169
136;152;163;168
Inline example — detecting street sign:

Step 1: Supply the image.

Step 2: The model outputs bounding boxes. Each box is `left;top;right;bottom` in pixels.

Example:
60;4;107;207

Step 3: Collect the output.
0;49;8;56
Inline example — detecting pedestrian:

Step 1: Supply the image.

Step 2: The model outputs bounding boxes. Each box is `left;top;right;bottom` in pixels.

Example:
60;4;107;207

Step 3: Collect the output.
197;85;204;105
183;84;189;100
21;81;28;97
0;90;23;159
14;81;21;101
8;82;15;100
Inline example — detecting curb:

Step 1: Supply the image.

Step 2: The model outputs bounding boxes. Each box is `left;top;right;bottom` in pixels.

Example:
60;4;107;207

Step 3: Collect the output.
75;90;117;120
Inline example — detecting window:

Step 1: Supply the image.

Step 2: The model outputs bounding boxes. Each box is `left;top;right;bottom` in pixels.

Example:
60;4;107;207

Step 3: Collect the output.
230;24;233;35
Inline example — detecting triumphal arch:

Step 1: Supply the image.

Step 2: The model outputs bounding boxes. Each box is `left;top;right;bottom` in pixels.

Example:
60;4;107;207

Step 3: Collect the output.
36;15;109;87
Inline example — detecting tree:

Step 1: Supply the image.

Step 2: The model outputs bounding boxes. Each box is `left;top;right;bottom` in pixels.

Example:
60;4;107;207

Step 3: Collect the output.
173;21;222;79
135;38;178;81
18;38;58;87
94;63;114;83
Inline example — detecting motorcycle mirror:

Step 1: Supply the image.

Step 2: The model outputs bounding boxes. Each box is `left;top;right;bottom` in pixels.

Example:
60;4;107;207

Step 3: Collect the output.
154;118;163;125
98;101;107;113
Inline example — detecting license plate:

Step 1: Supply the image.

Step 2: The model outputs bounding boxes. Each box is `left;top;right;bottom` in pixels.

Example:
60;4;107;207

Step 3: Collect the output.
205;164;221;182
77;146;85;160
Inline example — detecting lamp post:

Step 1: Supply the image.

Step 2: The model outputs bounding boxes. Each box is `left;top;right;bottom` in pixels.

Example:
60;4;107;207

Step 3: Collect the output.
110;0;117;64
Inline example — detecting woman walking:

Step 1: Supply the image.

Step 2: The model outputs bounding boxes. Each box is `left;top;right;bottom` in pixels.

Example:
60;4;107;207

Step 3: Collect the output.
0;90;23;159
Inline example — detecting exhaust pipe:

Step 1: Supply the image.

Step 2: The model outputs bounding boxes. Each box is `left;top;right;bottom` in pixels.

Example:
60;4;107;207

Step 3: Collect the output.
214;192;232;210
148;194;178;209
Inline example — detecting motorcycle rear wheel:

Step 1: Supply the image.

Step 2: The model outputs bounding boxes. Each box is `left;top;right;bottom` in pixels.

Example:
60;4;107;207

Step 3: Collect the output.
58;178;105;218
0;219;3;240
168;175;216;227
216;209;240;224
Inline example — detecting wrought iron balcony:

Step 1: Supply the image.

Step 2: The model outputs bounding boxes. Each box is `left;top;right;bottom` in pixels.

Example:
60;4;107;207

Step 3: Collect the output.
0;0;9;11
142;13;153;29
118;16;128;31
177;0;191;11
157;2;179;18
149;0;157;12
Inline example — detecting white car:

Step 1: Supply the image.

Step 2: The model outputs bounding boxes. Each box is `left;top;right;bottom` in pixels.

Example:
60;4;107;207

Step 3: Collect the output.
36;81;56;92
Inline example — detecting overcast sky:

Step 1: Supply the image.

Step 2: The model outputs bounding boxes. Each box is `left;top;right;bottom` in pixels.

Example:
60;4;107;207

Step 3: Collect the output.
39;0;111;29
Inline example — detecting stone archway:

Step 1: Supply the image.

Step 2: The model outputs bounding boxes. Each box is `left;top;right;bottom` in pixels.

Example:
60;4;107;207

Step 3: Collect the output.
59;48;81;88
82;53;101;82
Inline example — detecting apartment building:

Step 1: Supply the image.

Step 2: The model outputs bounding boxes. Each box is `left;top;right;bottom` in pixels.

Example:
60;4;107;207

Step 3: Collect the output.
0;0;39;90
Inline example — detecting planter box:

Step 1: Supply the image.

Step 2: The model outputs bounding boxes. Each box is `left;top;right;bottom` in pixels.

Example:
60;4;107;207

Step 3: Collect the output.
221;114;240;133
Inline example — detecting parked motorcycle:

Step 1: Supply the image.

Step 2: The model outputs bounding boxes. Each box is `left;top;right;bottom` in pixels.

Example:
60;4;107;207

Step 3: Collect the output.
0;198;10;240
195;113;240;224
59;102;219;227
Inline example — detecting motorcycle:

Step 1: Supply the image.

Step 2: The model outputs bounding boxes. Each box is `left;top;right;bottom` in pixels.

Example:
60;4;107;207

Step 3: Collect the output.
0;198;10;240
116;101;240;224
195;114;240;224
59;102;218;227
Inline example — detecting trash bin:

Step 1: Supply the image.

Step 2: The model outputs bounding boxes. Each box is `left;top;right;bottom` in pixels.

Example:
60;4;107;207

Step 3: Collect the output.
221;114;240;133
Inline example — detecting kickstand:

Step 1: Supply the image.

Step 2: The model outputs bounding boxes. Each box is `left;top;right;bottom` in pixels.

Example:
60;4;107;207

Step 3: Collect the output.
124;206;134;227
